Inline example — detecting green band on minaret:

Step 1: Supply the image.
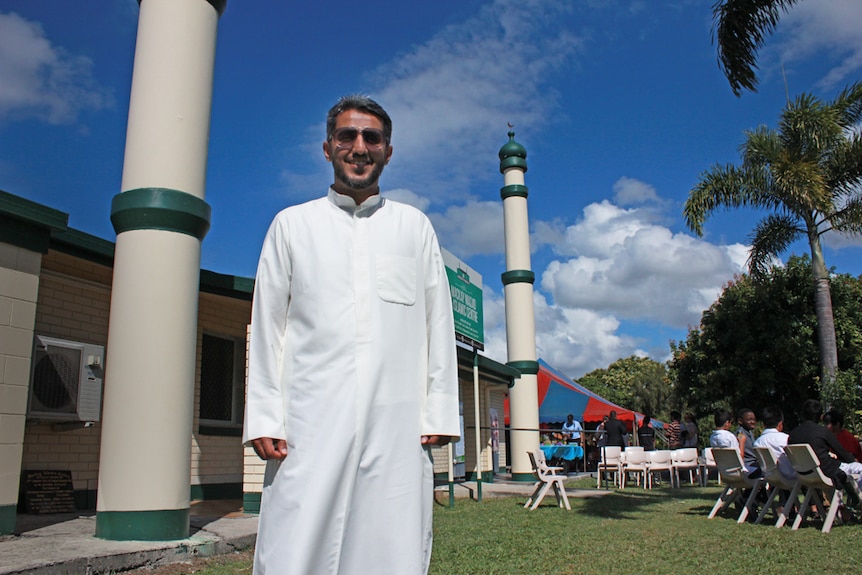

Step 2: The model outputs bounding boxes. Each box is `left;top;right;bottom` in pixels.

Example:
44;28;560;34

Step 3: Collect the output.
501;270;535;285
96;509;189;541
507;360;539;375
111;188;211;240
500;184;528;199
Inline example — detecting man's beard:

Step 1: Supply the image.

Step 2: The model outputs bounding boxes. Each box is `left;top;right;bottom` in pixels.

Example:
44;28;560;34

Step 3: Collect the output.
333;157;385;191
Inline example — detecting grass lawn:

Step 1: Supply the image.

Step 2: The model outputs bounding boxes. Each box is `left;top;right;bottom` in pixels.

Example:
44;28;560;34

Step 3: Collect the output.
139;478;862;575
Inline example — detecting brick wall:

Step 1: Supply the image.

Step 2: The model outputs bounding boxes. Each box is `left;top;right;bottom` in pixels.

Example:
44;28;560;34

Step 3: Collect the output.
21;250;253;504
22;251;111;496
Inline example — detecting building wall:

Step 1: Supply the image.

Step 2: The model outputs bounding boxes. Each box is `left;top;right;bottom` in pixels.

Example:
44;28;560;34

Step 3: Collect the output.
0;244;42;532
19;249;251;509
22;251;111;507
191;292;251;497
430;374;508;481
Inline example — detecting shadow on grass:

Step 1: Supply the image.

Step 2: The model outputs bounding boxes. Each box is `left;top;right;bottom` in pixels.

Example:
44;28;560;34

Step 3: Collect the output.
576;486;722;520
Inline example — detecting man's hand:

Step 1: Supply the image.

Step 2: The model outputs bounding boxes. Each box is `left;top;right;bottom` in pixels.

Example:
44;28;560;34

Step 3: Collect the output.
421;435;455;447
251;437;288;460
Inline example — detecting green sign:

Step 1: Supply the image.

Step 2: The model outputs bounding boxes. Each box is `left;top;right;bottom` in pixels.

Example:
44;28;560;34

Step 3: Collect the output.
442;249;484;349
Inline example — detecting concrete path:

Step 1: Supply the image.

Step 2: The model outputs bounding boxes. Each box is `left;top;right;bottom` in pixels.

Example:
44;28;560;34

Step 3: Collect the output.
1;475;604;575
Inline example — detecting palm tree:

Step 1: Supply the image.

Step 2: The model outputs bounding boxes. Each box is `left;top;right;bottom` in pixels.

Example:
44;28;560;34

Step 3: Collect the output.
712;0;801;96
684;82;862;393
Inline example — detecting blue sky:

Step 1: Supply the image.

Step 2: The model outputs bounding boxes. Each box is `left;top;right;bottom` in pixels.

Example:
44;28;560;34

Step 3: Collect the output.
2;0;861;379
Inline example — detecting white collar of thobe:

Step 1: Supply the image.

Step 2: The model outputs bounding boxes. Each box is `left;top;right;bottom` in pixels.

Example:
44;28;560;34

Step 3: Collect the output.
328;187;384;217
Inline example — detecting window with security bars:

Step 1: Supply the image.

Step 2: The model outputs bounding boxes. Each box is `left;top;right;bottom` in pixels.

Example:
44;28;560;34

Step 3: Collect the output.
199;333;244;430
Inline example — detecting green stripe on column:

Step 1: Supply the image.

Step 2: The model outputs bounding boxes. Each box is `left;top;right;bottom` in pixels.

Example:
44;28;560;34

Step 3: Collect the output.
507;360;539;375
510;472;537;482
0;504;15;536
501;269;535;285
500;184;528;199
111;188;211;239
96;509;189;541
243;492;261;514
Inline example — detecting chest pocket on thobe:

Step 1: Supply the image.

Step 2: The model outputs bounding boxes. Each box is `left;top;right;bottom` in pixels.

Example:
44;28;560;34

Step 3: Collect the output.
376;255;416;305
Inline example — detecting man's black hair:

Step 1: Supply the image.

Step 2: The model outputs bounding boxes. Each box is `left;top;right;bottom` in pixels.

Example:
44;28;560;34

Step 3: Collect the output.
799;399;822;422
326;94;392;143
760;406;784;429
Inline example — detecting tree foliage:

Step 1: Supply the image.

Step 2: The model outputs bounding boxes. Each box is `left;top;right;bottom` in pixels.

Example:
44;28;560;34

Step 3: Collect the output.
684;83;862;390
712;0;801;96
669;255;862;429
577;356;671;419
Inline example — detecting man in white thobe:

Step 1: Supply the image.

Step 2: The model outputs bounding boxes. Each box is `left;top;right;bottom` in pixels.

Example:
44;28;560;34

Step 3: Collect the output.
243;95;460;575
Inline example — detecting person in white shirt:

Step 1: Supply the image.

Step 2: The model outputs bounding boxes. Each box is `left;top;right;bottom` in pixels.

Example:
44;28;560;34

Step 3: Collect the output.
753;406;795;480
562;414;583;444
710;409;739;449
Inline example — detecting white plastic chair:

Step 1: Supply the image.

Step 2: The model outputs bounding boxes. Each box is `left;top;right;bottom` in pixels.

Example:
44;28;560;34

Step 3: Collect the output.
783;444;848;533
753;446;799;527
596;446;622;488
672;447;700;487
701;447;717;486
620;447;648;488
524;451;571;511
708;448;764;523
645;450;674;489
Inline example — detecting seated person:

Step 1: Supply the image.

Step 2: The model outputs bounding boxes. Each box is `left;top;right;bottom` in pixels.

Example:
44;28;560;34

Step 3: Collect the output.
736;407;760;476
824;409;862;463
787;399;862;499
753;406;795;481
710;408;756;475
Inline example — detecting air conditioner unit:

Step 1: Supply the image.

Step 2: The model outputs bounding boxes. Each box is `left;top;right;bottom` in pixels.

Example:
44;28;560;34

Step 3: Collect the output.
28;335;104;422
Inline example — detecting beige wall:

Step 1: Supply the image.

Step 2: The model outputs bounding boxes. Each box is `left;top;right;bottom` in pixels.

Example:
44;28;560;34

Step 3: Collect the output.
430;375;508;479
0;244;42;511
20;249;251;504
23;251;110;497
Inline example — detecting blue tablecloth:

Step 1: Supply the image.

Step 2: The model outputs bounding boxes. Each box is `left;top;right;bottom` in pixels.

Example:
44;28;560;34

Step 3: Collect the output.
541;444;584;461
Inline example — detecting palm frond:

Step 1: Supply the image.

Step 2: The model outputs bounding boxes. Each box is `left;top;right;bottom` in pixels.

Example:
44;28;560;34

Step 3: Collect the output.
684;164;776;235
825;133;862;195
712;0;800;96
741;126;781;168
747;213;802;276
830;81;862;127
828;197;862;236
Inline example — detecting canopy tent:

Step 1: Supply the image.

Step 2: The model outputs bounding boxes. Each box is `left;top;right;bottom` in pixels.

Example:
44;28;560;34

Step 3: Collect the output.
537;359;664;431
537;359;637;424
502;358;662;430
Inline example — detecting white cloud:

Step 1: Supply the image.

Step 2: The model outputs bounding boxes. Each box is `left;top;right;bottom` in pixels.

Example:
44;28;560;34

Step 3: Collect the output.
471;190;748;377
0;11;112;124
480;286;645;378
773;0;862;90
383;188;431;213
613;176;661;206
277;0;585;206
429;200;505;258
541;200;748;327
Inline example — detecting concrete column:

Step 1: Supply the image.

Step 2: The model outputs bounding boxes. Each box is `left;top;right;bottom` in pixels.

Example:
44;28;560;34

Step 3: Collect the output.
96;0;225;541
498;132;540;481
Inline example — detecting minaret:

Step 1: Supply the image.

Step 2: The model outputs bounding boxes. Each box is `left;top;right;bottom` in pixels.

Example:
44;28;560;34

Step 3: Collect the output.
96;0;225;540
498;130;540;481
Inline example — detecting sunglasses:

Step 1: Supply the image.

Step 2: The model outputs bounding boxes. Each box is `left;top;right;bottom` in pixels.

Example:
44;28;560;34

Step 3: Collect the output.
331;127;387;149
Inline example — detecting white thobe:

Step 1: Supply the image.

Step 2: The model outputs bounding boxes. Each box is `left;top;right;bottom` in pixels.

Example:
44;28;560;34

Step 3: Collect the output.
243;189;460;575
